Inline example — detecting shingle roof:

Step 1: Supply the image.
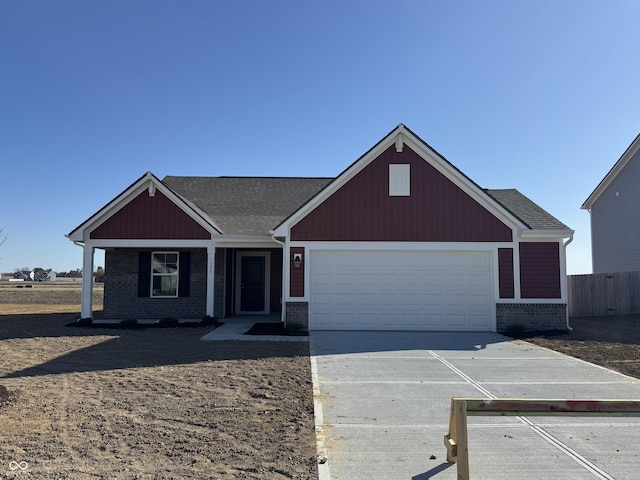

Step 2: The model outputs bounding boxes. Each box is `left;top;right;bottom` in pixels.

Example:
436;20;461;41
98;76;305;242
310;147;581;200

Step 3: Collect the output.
162;176;334;235
485;189;571;231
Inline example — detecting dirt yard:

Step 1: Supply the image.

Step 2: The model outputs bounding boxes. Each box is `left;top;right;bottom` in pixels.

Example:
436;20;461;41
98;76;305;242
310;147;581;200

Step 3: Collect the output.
2;283;640;479
523;315;640;379
0;282;317;479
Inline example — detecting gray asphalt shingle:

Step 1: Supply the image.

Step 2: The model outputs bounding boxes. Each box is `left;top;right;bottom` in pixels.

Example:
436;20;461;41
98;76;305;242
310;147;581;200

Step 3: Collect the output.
163;176;334;235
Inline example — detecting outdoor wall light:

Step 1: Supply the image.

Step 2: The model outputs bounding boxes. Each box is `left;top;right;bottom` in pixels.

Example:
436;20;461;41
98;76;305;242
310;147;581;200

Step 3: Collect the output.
293;253;303;268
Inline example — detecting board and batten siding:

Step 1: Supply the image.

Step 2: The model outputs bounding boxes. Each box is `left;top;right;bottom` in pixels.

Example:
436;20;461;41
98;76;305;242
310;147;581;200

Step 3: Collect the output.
291;145;513;242
519;242;561;299
91;190;211;240
591;146;640;273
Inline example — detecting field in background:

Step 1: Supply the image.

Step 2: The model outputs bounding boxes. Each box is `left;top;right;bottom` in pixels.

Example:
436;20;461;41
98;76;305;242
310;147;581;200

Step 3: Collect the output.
0;280;103;314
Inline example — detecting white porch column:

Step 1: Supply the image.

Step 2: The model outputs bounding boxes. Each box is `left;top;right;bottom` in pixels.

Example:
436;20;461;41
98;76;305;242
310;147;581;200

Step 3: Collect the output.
81;243;95;319
206;244;215;317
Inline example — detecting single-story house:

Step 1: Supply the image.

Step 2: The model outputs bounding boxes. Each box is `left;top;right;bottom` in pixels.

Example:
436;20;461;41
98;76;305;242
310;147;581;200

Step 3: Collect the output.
582;132;640;273
67;124;573;332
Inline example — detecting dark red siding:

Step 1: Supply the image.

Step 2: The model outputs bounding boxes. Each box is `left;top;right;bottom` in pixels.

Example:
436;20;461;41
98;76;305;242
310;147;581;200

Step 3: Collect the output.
91;190;211;240
289;247;305;297
519;242;561;299
290;145;512;242
498;248;515;298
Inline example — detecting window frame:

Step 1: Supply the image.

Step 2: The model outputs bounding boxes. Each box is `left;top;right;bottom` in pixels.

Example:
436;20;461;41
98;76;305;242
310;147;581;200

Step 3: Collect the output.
150;251;180;298
389;163;411;196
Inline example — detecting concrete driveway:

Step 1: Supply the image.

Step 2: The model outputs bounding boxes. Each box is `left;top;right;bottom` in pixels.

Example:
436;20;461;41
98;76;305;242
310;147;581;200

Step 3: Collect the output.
309;331;640;480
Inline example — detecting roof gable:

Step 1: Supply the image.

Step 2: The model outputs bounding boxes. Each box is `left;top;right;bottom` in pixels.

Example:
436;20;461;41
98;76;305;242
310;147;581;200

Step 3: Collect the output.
67;172;217;242
90;189;211;240
290;143;514;242
582;133;640;210
273;124;537;238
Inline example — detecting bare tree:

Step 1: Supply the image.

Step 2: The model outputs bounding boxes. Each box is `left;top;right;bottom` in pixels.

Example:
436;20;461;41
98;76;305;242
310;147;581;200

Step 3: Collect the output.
0;226;6;247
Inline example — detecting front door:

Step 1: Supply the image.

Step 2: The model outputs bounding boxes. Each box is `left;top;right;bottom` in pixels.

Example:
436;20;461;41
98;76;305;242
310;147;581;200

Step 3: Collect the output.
241;256;265;311
235;252;271;314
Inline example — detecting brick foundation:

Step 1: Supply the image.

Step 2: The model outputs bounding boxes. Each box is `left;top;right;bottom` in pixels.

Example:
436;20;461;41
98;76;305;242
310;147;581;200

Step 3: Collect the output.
285;302;309;331
496;303;568;333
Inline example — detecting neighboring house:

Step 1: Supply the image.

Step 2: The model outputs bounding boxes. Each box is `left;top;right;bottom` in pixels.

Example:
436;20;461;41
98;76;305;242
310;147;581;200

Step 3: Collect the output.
582;133;640;273
67;124;573;332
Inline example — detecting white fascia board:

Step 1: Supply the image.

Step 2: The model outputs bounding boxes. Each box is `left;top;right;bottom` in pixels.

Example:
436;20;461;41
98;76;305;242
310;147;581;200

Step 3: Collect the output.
520;229;574;240
67;172;220;242
288;241;516;251
497;298;567;305
582;133;640;210
214;235;281;248
82;239;213;248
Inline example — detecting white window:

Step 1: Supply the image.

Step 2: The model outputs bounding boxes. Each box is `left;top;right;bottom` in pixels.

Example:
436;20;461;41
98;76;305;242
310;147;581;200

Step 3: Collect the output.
151;252;179;297
389;164;410;196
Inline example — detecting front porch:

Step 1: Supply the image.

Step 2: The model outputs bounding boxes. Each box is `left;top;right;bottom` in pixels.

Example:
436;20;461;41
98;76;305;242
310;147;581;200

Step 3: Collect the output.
80;245;284;322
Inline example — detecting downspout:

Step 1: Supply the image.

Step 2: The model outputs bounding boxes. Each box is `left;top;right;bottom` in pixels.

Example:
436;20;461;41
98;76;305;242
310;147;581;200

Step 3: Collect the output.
271;233;286;324
563;231;575;331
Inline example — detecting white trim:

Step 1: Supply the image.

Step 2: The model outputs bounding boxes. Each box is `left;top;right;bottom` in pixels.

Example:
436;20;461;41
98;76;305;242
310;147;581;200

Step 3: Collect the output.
207;245;215;317
495;299;567;305
235;251;271;315
513;241;522;299
288;241;517;251
78;239;213;248
520;230;573;240
150;251;179;298
389;164;410;196
214;235;280;248
80;243;95;318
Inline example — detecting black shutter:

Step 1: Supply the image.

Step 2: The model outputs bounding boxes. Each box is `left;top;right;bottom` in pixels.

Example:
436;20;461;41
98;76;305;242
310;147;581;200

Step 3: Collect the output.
138;252;151;297
178;251;191;297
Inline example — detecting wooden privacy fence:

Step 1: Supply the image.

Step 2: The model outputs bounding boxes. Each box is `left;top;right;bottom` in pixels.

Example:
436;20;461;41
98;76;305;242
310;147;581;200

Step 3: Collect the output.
568;271;640;317
444;397;640;480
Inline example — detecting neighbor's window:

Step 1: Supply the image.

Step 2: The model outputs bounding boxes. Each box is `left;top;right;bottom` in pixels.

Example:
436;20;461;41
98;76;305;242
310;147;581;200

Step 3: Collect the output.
151;252;179;297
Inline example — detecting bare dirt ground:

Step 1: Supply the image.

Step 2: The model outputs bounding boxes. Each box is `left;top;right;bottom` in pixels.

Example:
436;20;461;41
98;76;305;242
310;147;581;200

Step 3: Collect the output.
0;282;317;479
522;315;640;379
2;282;640;479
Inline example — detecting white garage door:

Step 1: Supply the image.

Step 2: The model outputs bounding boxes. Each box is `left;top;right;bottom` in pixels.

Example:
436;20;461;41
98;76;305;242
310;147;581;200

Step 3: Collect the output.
309;250;493;331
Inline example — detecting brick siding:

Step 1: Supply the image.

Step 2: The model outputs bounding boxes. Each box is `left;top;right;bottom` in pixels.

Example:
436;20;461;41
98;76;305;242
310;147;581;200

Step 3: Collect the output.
496;303;568;332
103;248;208;320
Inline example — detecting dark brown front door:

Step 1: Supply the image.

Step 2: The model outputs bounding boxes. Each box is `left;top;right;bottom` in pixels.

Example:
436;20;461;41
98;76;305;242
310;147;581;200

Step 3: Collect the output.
240;256;265;312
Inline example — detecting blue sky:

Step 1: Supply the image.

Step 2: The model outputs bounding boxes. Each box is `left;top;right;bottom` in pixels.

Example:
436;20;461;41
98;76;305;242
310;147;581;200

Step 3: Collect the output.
2;1;640;275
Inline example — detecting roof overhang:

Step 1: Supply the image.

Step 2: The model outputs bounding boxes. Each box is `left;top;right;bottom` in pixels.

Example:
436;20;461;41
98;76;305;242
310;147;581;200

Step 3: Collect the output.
272;124;530;238
582;132;640;211
521;229;574;240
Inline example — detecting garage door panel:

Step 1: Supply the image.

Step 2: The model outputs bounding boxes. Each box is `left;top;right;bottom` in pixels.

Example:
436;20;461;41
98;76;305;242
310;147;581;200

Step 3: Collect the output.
310;250;493;331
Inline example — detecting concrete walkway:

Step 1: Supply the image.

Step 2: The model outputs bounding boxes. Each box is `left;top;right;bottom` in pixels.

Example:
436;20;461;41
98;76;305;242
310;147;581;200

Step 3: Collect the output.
201;315;307;342
309;331;640;480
